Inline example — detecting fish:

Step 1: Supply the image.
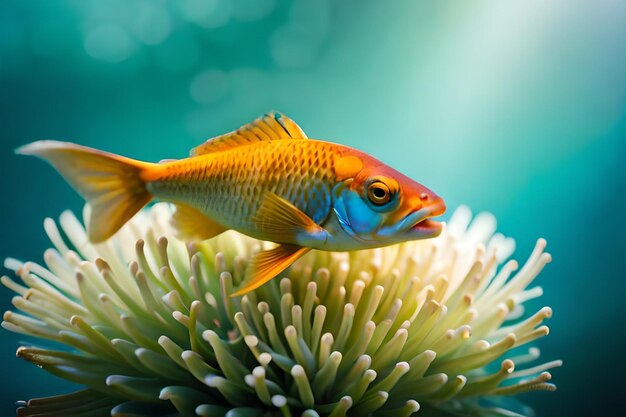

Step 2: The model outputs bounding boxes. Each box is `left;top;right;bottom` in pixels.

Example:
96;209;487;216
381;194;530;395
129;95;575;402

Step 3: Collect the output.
17;112;446;296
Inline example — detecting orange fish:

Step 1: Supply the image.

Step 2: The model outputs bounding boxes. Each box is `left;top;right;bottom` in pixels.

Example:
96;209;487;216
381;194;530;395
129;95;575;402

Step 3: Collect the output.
18;112;445;296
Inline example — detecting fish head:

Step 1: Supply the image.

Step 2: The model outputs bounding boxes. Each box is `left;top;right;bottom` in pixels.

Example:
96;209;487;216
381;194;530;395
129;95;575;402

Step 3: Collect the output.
332;156;446;245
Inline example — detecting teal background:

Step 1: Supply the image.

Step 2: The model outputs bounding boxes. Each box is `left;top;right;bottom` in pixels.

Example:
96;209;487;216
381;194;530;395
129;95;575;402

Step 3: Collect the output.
1;1;625;416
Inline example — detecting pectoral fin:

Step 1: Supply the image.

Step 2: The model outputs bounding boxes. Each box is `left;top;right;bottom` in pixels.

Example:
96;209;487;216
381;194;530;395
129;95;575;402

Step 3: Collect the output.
171;203;226;241
252;192;326;243
230;244;311;297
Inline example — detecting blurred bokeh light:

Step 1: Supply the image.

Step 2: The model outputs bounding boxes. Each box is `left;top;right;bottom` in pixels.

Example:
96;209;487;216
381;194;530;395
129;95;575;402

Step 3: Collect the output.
1;1;625;416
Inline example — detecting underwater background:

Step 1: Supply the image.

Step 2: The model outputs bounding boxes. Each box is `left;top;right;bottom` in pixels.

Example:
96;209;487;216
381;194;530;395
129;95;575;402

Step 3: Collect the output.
0;1;624;416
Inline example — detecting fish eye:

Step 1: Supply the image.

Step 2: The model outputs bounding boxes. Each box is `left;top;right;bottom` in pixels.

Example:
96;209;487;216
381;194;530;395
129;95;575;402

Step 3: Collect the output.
367;181;391;205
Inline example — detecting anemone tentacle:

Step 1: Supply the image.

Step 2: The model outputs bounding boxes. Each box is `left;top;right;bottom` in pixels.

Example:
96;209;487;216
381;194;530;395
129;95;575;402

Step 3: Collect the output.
2;204;560;417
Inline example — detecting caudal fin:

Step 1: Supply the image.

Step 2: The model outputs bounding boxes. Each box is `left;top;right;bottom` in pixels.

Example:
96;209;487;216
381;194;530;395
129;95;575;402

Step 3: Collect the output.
17;140;155;242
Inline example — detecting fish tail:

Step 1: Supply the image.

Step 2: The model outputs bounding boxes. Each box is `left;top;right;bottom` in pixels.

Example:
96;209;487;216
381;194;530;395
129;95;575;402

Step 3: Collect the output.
17;140;155;242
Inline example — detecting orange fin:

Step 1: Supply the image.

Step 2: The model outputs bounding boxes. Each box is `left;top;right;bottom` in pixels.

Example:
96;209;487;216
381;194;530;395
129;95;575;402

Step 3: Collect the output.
17;141;154;242
253;192;325;242
231;244;311;297
190;112;308;156
171;203;226;241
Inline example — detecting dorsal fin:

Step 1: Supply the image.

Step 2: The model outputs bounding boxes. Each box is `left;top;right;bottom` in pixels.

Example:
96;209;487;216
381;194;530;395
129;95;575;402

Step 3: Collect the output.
190;112;308;156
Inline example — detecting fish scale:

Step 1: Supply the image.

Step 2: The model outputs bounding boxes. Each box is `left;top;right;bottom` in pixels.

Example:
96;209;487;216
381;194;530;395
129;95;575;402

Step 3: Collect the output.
147;140;337;234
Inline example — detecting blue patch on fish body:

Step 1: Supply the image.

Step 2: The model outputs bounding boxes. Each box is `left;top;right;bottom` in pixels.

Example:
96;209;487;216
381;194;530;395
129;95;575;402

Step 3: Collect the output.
343;191;383;235
326;182;384;245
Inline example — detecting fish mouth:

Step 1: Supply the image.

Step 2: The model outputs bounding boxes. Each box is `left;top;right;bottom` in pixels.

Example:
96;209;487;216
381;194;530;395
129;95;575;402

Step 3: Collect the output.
410;218;442;233
407;198;446;236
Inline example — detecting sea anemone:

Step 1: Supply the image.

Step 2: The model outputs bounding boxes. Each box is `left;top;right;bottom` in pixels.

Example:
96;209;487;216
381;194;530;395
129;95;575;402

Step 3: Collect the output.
2;203;560;417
